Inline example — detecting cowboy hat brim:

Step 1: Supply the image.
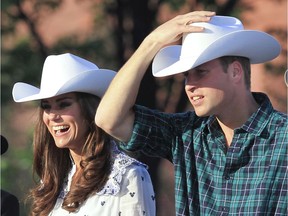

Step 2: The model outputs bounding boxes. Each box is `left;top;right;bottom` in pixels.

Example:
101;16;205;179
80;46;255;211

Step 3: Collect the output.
12;69;116;102
152;30;281;77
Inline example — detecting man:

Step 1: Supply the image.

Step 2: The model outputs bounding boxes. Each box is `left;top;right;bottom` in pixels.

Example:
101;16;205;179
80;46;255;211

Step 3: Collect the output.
96;11;287;215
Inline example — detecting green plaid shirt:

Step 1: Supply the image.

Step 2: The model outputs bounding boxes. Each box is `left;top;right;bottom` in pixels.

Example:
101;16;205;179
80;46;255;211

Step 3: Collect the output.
119;93;287;216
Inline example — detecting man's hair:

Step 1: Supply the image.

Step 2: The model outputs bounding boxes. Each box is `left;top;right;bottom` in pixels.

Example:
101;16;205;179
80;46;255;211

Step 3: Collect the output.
219;56;251;89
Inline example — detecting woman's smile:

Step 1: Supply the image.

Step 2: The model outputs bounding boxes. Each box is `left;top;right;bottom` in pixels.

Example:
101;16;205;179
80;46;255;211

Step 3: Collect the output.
52;125;70;136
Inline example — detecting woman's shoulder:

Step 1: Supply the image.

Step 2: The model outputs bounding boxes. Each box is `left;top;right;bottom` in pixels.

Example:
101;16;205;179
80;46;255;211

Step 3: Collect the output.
97;142;149;196
113;145;148;169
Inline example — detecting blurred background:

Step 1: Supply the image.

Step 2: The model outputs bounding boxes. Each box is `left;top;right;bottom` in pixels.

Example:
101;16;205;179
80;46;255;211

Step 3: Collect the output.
1;0;287;215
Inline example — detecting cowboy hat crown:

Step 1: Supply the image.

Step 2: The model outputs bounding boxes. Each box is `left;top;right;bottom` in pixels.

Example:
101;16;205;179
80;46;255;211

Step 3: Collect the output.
152;15;281;77
12;53;116;102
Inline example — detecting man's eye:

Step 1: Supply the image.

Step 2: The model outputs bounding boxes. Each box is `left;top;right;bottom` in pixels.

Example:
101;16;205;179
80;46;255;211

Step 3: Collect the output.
197;69;207;74
195;69;208;77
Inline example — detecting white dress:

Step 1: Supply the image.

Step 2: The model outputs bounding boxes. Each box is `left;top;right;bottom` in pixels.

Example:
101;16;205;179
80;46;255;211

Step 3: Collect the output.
49;144;156;216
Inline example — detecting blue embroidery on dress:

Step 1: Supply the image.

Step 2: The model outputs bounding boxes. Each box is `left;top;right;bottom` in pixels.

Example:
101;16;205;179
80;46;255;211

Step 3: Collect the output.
97;141;148;195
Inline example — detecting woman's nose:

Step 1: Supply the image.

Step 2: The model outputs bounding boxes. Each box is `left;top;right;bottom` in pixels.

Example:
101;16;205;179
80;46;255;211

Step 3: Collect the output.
47;111;61;121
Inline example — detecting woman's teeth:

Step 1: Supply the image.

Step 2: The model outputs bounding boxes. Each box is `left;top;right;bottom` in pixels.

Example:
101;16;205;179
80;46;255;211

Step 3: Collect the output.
53;125;69;134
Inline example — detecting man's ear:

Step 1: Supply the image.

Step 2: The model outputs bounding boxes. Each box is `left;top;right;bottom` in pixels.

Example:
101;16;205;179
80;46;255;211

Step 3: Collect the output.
230;61;243;83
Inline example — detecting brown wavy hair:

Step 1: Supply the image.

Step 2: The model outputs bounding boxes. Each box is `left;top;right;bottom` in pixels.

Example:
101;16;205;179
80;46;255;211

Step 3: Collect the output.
29;92;112;216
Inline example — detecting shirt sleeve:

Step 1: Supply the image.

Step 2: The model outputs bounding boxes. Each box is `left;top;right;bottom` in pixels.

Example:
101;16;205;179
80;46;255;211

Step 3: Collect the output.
118;164;156;216
119;105;176;161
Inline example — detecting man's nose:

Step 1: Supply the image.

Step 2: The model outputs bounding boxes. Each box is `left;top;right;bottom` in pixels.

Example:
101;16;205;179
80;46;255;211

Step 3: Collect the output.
185;79;197;92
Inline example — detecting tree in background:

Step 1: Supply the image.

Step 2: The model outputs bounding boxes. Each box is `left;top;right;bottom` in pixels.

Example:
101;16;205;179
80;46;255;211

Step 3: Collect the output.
1;0;286;215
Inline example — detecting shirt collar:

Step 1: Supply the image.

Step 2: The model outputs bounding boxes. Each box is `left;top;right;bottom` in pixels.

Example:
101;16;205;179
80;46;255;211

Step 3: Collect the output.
205;93;274;137
241;92;273;136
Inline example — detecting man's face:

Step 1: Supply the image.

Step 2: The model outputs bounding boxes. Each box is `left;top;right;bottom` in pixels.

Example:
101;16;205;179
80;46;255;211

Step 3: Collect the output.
184;58;236;117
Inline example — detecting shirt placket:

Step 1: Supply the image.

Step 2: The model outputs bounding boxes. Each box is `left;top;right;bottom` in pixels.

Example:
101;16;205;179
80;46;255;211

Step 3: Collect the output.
220;150;235;216
216;133;243;216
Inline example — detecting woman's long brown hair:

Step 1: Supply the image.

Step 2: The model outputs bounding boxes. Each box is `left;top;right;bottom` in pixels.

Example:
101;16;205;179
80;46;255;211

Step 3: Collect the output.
29;92;112;216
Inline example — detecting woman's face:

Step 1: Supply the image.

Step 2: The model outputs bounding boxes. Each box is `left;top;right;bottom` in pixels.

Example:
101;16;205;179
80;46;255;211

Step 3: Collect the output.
41;92;88;153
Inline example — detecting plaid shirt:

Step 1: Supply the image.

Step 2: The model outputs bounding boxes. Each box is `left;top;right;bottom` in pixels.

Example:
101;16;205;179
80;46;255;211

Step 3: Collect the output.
119;93;287;216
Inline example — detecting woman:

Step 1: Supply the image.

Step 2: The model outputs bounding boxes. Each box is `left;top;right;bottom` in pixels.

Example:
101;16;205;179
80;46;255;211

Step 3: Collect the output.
12;53;156;216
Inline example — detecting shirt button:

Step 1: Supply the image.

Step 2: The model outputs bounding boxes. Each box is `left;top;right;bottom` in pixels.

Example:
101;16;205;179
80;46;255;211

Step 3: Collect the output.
221;207;229;213
224;175;230;180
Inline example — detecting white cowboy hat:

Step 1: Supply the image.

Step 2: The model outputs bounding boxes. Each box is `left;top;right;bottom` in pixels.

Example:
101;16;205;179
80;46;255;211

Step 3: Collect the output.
12;53;116;102
152;15;281;77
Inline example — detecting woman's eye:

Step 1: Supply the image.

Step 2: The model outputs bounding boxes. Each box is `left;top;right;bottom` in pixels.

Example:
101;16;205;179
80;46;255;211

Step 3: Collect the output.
40;103;51;110
59;102;71;109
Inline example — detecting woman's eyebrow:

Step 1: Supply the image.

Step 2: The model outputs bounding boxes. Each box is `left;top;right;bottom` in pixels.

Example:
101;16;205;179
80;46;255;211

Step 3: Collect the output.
55;97;73;102
41;96;74;104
